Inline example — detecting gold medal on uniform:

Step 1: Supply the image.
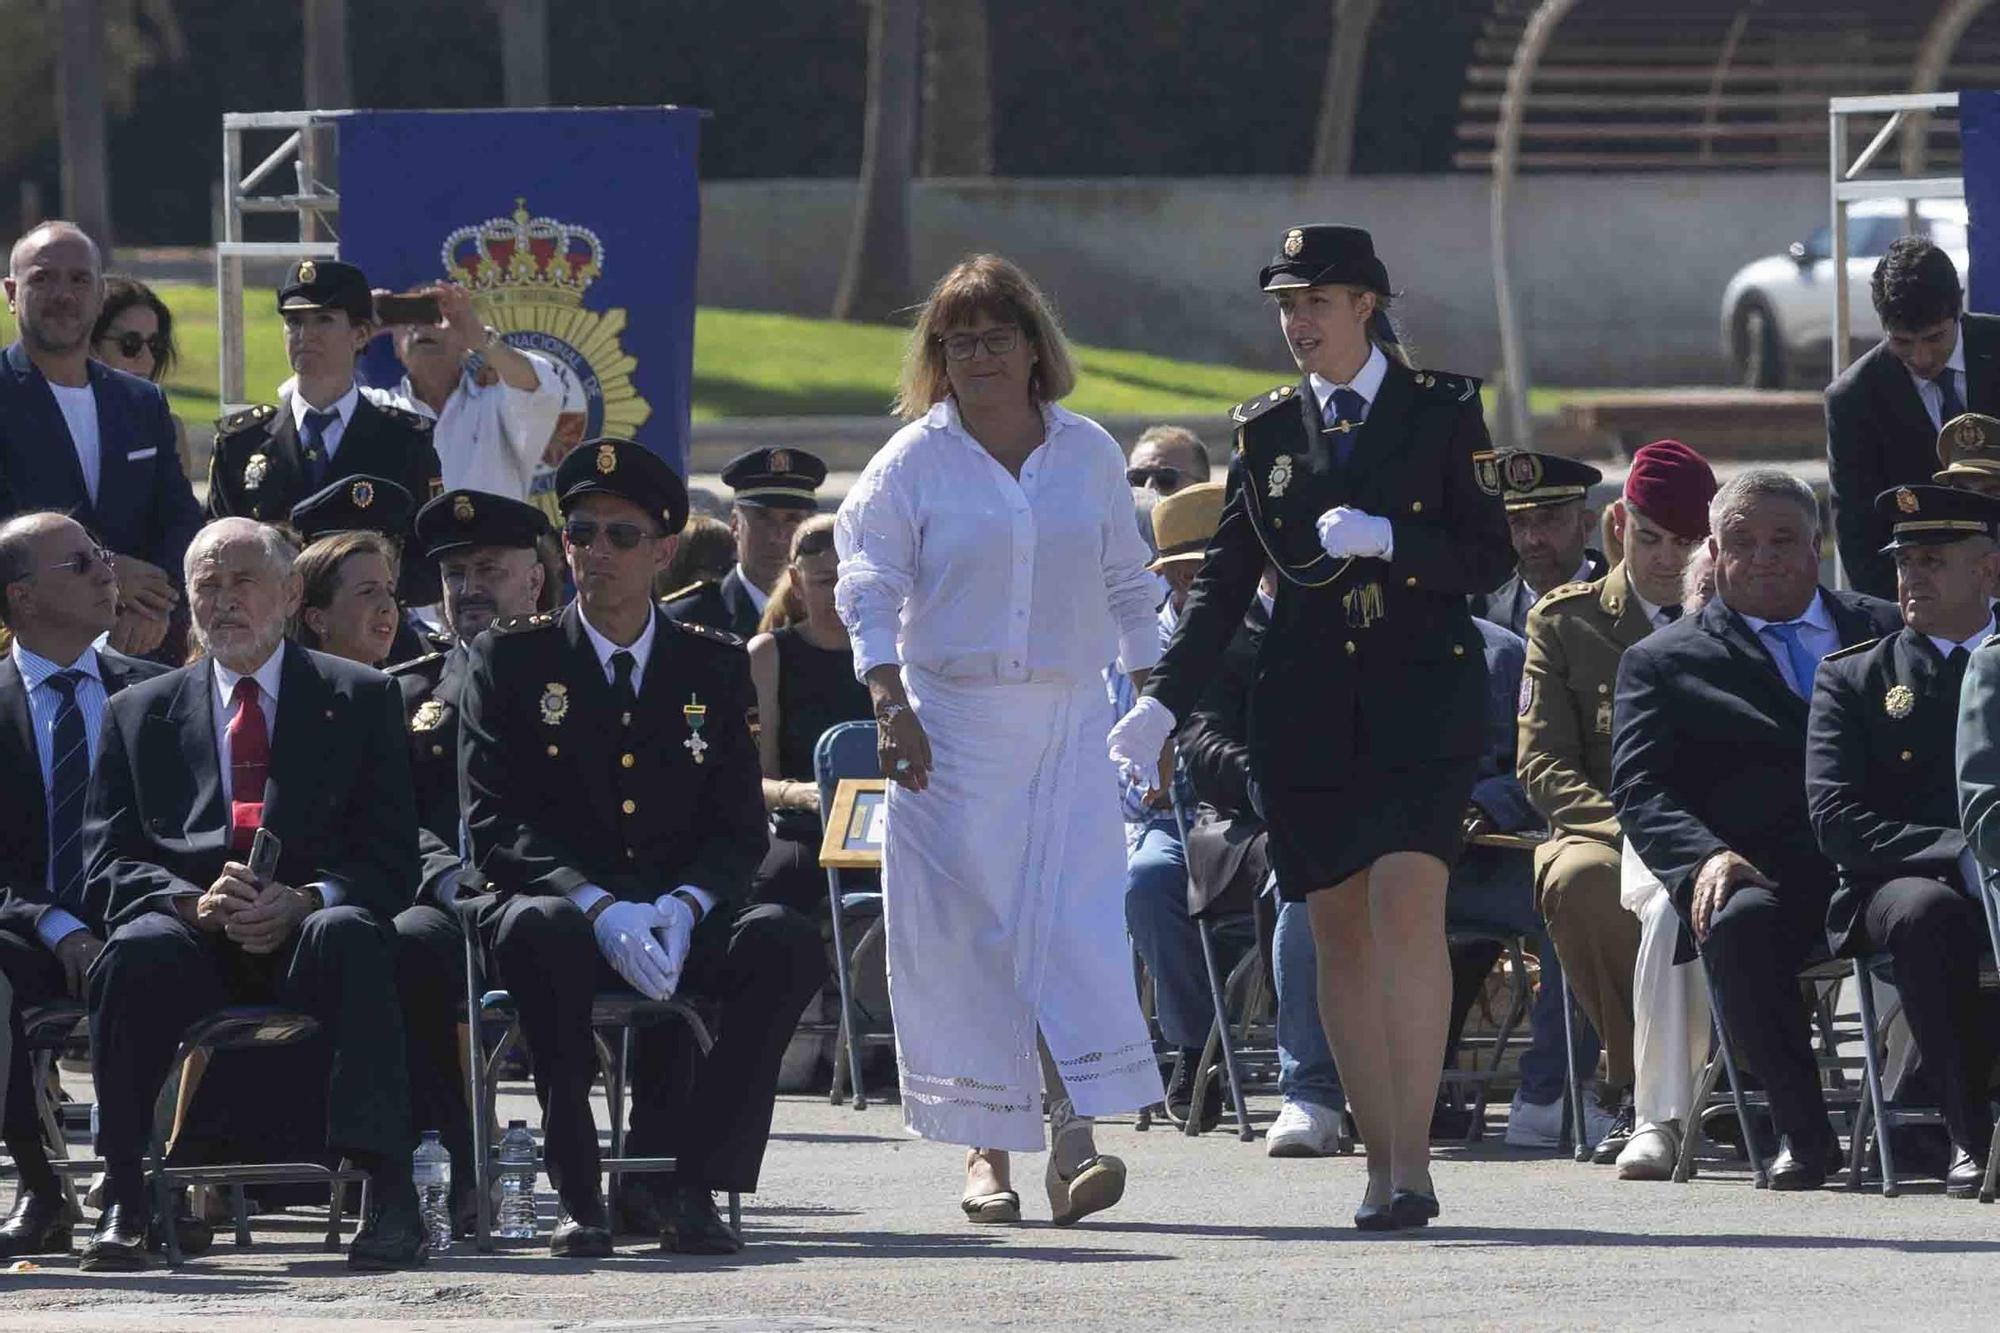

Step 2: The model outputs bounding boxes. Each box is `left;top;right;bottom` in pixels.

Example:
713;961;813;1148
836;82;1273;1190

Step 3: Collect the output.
411;699;446;732
1268;454;1294;499
539;682;570;726
683;693;709;763
1884;684;1915;719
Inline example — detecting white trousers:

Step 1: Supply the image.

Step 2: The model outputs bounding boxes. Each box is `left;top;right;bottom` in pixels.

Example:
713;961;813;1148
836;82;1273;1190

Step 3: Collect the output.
1621;839;1711;1128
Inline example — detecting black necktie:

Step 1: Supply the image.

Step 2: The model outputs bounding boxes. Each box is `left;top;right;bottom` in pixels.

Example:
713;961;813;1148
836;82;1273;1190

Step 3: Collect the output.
1948;645;1971;693
301;409;338;489
1326;387;1367;465
1939;367;1967;425
46;670;90;908
610;649;637;715
1658;604;1683;625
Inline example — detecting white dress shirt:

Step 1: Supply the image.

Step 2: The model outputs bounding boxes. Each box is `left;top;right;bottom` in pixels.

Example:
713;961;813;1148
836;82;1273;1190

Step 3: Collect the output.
370;351;564;501
48;381;102;504
732;565;772;617
1905;320;1968;433
1307;342;1388;425
1926;614;1996;660
564;607;714;921
835;398;1163;685
1737;591;1840;696
1629;588;1679;631
290;383;362;461
14;642;106;948
209;643;342;907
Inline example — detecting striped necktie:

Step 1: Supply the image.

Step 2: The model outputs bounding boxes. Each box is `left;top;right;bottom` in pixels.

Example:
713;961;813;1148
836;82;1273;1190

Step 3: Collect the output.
45;670;90;907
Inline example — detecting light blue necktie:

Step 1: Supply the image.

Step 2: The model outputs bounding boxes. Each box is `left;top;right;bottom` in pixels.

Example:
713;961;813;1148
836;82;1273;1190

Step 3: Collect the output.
1762;619;1820;698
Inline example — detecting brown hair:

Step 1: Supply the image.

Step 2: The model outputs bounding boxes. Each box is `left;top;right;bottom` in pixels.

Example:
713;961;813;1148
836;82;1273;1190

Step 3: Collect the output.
755;514;838;634
291;531;398;652
656;513;735;599
893;254;1079;420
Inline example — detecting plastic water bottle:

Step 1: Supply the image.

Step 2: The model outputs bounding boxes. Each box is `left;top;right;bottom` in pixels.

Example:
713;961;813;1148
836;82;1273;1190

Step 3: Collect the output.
412;1130;452;1252
495;1121;539;1240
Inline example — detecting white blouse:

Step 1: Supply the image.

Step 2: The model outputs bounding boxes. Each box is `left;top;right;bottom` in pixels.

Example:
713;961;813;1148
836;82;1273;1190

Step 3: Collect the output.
835;398;1164;686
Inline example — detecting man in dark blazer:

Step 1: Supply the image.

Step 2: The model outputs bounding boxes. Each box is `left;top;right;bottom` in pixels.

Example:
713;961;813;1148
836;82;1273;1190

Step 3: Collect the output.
1466;451;1605;638
460;439;823;1257
1612;469;1900;1190
79;516;427;1272
1809;484;1997;1197
0;511;165;1258
2;222;201;658
1826;236;2000;599
660;447;825;636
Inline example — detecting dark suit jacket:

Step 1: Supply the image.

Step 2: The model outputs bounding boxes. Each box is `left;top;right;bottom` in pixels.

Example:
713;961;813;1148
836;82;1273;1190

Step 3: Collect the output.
1610;588;1900;949
1807;625;1969;957
0;342;202;576
663;571;761;639
82;644;419;927
0;649;166;938
1468;548;1609;639
459;603;766;905
1826;312;2000;599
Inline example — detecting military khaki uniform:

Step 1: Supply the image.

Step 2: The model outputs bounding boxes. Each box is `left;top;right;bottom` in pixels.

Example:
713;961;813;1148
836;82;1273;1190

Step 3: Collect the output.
1516;562;1655;1094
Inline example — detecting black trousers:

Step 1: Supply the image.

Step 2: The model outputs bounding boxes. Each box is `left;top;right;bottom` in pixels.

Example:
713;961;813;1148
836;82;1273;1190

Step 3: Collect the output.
88;907;413;1179
393;903;476;1186
1853;877;1996;1157
0;927;65;1172
483;894;825;1206
1700;884;1831;1147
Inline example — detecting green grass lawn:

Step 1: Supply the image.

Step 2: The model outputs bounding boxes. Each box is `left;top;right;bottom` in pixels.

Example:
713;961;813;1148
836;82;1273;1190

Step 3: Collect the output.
1;281;1607;426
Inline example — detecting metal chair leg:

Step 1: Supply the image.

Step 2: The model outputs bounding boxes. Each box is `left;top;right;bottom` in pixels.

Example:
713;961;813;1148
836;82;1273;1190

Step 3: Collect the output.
1981;1119;1999;1203
1711;1013;1768;1189
1674;1048;1723;1184
1560;967;1589;1162
605;1027;629;1202
825;868;867;1110
1196;918;1254;1143
729;1191;742;1233
465;927;496;1252
1850;961;1898;1197
230;1183;251;1247
31;1048;83;1223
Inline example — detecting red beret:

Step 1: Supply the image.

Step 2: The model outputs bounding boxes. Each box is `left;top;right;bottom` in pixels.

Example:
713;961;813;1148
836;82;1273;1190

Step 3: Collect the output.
1623;439;1716;540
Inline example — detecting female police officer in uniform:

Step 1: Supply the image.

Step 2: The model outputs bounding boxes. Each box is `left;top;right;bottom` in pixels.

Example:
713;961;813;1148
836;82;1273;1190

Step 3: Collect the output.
1111;225;1512;1228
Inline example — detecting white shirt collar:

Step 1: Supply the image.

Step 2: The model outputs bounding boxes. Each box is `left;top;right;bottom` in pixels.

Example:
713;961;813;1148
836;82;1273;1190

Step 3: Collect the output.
11;641;101;691
290;382;360;433
733;563;772;614
1905;319;1968;398
213;640;287;714
1738;589;1834;635
1629;587;1668;627
1308;344;1389;418
577;604;658;684
1926;614;1996;660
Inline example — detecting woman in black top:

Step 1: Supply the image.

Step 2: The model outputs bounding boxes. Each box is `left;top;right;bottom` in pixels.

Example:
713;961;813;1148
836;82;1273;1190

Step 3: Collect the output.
1110;225;1512;1228
748;515;872;911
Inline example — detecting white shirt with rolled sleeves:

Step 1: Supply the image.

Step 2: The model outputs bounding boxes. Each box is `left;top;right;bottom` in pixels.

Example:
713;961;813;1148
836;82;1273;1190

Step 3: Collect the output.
833;398;1163;686
365;350;565;502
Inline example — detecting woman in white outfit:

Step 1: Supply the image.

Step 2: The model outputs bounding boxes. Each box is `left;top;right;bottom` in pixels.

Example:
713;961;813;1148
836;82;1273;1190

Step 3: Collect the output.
834;254;1166;1226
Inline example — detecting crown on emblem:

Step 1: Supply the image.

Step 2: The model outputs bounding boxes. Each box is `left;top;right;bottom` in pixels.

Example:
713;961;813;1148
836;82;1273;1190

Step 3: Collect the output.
442;197;605;307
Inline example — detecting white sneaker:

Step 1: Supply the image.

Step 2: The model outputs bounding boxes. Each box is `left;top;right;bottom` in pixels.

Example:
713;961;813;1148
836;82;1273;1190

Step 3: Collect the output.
1505;1091;1566;1149
1266;1099;1344;1158
1616;1120;1683;1181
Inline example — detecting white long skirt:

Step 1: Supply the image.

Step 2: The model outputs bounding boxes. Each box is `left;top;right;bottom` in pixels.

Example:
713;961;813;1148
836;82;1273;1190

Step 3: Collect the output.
883;668;1163;1150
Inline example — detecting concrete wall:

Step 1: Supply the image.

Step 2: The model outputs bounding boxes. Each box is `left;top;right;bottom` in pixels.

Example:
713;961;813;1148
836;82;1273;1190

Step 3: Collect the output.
697;172;1832;387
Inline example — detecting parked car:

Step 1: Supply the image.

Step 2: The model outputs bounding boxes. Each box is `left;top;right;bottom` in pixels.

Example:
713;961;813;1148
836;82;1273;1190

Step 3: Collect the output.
1720;198;1968;388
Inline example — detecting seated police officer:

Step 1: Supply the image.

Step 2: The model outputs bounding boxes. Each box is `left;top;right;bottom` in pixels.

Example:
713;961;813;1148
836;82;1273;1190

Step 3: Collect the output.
0;512;166;1259
81;517;426;1271
458;438;825;1257
662;446;826;636
289;473;442;665
1807;484;1998;1197
1468;452;1607;638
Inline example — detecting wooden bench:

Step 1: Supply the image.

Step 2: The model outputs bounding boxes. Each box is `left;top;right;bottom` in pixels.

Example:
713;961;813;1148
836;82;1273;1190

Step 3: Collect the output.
1557;389;1825;460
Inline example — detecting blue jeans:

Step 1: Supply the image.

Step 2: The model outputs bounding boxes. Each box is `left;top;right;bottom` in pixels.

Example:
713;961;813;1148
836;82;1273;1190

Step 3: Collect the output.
1273;895;1344;1112
1126;821;1255;1051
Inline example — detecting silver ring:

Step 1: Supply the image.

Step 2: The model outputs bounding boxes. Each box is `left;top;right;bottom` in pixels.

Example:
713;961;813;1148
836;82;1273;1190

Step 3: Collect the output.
895;758;912;772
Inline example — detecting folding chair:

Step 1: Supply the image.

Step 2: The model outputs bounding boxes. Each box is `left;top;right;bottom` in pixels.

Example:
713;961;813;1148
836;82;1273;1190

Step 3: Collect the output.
462;926;738;1252
813;720;890;1111
1976;863;2000;1204
11;1001;88;1224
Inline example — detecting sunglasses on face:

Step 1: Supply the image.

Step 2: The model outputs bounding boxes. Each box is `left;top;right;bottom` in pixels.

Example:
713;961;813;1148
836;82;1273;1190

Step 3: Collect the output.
101;331;170;361
938;327;1021;361
563;519;657;551
1126;466;1184;490
45;546;113;577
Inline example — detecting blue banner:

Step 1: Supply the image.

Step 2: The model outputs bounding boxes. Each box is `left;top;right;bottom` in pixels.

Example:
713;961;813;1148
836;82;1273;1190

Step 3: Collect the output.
1962;90;2000;313
336;107;702;504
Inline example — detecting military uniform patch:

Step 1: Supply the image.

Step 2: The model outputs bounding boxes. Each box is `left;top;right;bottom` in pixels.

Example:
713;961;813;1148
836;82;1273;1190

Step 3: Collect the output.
1518;673;1534;717
411;699;447;731
1473;450;1503;497
539;683;570;726
244;454;269;490
1884;684;1915;719
1268;454;1294;499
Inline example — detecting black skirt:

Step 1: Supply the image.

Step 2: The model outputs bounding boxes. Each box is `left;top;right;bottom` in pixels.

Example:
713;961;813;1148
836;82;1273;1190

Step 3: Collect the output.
1259;756;1479;901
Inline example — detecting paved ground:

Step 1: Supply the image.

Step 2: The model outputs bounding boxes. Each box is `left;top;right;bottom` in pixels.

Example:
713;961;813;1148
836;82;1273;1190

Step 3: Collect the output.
3;1084;1996;1333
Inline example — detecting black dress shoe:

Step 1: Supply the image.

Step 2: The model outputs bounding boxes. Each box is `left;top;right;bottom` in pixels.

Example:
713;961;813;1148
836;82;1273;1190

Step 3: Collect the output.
348;1191;430;1272
1388;1189;1441;1229
1945;1147;1987;1200
1164;1049;1224;1133
450;1185;480;1241
550;1212;615;1258
1766;1136;1840;1192
611;1176;664;1236
78;1202;149;1272
658;1187;741;1255
1352;1200;1396;1231
1591;1097;1637;1166
0;1189;72;1257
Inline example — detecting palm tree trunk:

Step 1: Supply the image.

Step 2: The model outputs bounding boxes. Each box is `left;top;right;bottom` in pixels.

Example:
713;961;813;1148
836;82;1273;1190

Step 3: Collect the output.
57;0;111;244
834;0;921;322
920;0;993;176
1310;0;1381;177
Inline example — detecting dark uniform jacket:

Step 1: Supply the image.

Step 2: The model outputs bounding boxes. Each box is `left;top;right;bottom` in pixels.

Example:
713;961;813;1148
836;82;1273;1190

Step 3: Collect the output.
1610;589;1900;951
0;649;166;938
1806;626;1973;957
1826;312;2000;600
1176;598;1269;916
389;644;468;848
1147;361;1515;796
81;644;420;927
459;603;766;905
661;570;762;638
1469;548;1609;639
0;342;202;578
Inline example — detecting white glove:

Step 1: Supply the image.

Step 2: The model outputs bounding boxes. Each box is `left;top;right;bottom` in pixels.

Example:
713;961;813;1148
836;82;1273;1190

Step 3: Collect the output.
650;892;698;996
1108;695;1177;790
592;899;674;1000
1316;506;1394;559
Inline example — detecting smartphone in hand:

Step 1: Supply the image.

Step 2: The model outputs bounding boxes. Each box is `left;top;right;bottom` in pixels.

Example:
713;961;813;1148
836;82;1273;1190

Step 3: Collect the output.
248;827;282;885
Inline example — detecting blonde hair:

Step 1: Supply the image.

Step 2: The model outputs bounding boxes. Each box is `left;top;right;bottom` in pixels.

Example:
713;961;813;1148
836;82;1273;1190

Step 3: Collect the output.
755;514;837;634
893;254;1079;420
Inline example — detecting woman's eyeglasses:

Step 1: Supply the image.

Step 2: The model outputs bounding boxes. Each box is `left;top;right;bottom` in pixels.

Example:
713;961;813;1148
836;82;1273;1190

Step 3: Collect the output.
101;331;171;361
563;519;656;551
938;327;1021;361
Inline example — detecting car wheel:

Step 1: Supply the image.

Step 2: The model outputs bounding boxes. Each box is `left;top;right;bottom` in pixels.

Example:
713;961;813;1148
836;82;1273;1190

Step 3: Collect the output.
1732;297;1785;389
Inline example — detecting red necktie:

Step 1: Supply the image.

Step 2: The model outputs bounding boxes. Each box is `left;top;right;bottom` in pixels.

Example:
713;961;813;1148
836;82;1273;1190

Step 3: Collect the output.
228;676;269;853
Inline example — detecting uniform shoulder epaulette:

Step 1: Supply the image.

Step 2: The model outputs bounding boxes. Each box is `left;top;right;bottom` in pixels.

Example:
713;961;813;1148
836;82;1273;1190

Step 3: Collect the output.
214;402;277;436
376;404;435;432
658;580;715;605
1982;629;2000;651
1541;581;1597;605
1410;369;1483;403
385;651;446;676
1228;383;1301;426
1822;636;1881;664
492;611;559;635
668;619;744;649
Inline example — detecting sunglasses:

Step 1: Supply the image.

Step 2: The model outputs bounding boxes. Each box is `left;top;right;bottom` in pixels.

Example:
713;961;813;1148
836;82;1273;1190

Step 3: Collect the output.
1127;466;1185;490
563;519;657;551
101;331;171;361
938;327;1020;361
44;545;113;577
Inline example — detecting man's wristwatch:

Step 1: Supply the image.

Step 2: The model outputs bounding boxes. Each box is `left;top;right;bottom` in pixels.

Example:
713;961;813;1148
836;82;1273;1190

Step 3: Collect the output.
293;885;325;913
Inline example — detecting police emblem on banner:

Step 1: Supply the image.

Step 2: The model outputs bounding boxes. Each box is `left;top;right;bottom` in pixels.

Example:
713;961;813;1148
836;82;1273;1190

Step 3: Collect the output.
443;197;653;515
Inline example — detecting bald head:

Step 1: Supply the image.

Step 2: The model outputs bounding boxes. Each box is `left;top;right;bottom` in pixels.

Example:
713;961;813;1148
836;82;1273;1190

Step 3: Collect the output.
6;221;103;359
0;510;118;646
9;221;101;278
